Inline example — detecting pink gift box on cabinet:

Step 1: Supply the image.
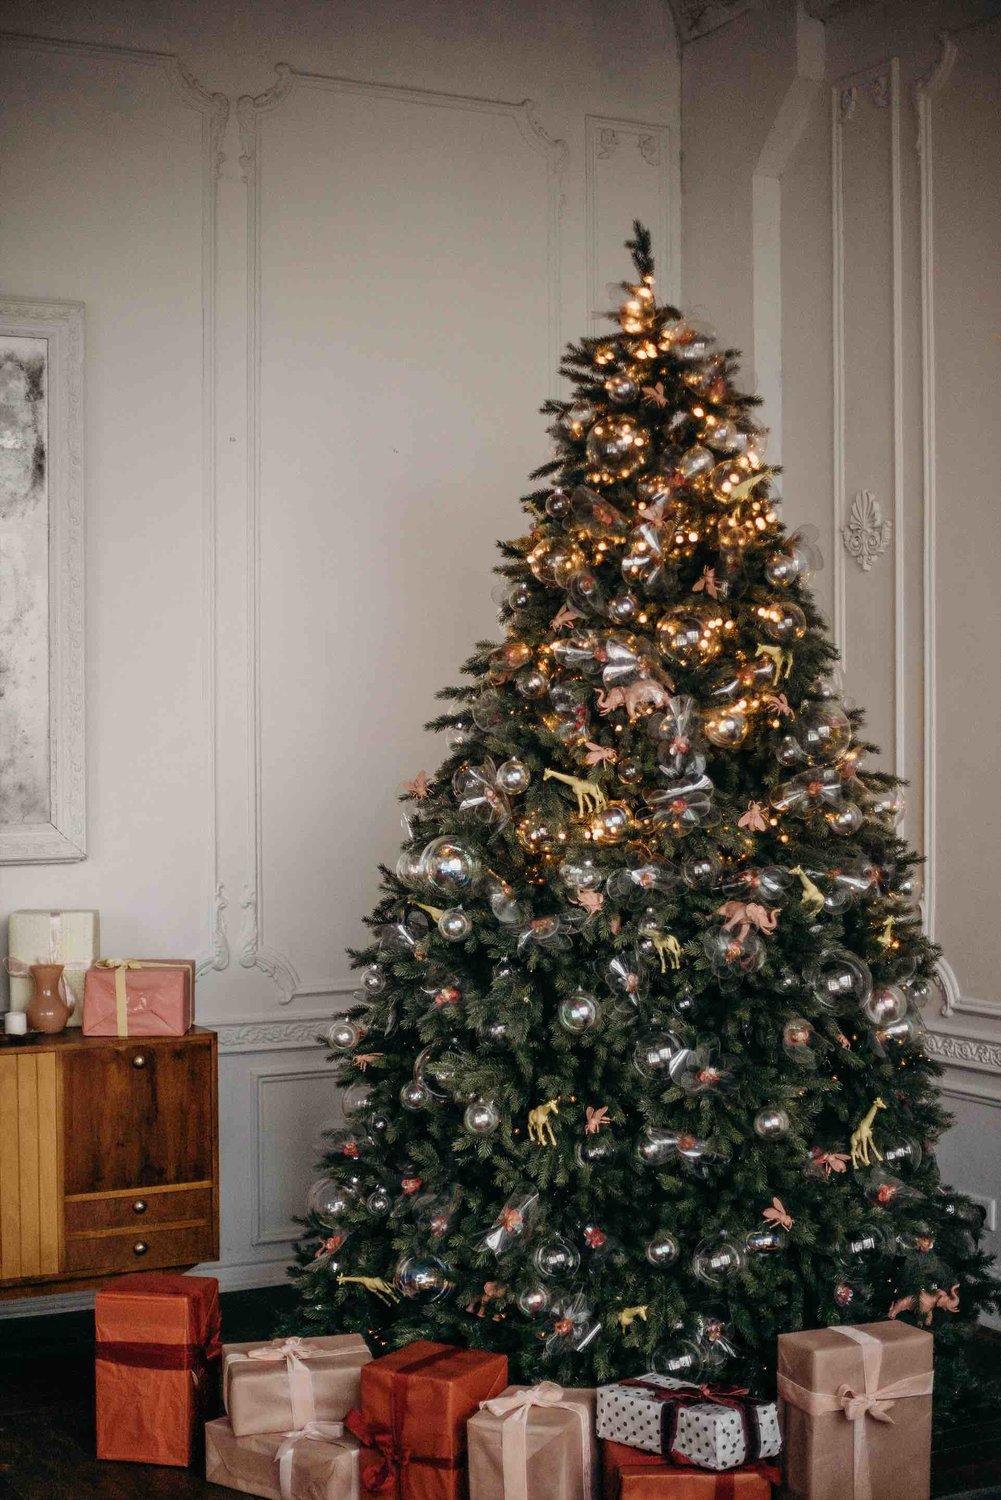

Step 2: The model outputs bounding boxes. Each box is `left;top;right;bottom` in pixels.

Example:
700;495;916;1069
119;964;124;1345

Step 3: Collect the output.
83;959;195;1037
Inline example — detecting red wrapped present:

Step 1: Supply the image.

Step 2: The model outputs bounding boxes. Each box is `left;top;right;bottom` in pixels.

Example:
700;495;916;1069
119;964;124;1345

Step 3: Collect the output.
83;957;195;1037
95;1271;220;1465
346;1340;508;1500
602;1439;778;1499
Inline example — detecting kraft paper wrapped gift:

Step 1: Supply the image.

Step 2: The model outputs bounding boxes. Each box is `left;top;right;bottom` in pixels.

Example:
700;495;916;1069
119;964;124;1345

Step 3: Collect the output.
224;1334;371;1439
777;1321;933;1500
5;908;100;1023
346;1340;508;1500
601;1440;778;1500
468;1382;599;1500
205;1416;361;1500
95;1271;221;1466
597;1376;780;1472
83;957;195;1036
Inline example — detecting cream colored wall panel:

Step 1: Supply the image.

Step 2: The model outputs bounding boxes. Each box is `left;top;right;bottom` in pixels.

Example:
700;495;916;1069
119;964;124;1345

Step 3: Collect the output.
247;73;564;1001
923;18;1001;1013
253;1066;341;1245
0;37;217;959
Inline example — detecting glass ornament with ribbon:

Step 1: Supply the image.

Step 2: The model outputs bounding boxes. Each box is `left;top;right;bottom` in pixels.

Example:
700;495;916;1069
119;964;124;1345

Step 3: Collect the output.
606;861;680;901
646;772;715;838
453;758;527;829
648;695;707;777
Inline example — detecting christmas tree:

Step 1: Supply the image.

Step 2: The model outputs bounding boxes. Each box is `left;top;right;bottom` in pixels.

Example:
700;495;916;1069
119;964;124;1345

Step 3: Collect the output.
286;225;997;1412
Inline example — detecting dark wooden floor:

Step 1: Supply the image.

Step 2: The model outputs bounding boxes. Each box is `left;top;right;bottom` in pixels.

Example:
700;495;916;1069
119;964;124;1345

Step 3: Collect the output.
0;1287;999;1497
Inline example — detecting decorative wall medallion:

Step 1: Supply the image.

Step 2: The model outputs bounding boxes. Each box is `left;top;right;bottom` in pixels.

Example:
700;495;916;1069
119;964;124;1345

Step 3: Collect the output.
596;127;619;159
843;489;891;572
871;70;891;108
638;134;660;167
839;86;857;122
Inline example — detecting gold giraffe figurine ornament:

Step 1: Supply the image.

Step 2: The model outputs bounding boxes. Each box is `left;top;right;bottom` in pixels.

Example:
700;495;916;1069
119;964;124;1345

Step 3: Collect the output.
850;1097;887;1169
527;1098;560;1147
336;1274;400;1304
789;865;825;918
542;768;607;817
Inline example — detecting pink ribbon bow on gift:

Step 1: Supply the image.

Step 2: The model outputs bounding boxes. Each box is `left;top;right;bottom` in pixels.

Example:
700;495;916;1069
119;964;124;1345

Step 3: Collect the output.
480;1382;592;1500
274;1420;350;1500
240;1337;323;1429
777;1326;933;1500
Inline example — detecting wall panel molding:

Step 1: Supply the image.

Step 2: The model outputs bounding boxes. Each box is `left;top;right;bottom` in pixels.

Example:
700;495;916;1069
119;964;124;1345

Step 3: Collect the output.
252;1064;335;1245
235;65;566;1004
585;114;678;328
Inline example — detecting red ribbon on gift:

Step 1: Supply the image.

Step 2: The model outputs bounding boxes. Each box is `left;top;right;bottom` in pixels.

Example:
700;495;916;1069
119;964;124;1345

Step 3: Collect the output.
346;1346;467;1500
620;1377;765;1468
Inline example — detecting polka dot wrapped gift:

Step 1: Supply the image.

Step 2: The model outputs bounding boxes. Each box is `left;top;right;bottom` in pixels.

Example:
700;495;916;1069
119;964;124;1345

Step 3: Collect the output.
596;1375;781;1473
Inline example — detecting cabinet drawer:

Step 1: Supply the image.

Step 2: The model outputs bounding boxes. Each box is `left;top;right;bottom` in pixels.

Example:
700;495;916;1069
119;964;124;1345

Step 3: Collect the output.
62;1221;214;1275
65;1185;212;1235
61;1037;215;1195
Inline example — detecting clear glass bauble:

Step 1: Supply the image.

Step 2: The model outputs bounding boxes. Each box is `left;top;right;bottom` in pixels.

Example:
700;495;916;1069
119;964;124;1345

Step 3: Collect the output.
496;758;531;795
585;414;651;479
703;707;748;749
636;1127;677;1167
692;1233;746;1286
633;1028;687;1080
360;964;387;995
306;1178;357;1225
420;836;482;896
645;1231;680;1267
760;602;807;643
653;1339;704;1380
861;984;908;1027
657;607;722;668
326;1018;362;1053
532;1236;580;1280
399;1080;431;1111
517;1285;551;1319
792;701;852;765
753;1107;790;1140
394;1255;452;1302
438;908;472;942
558;991;600;1034
808;950;872;1009
463;1099;501;1135
340;1082;372;1120
366;1185;393;1215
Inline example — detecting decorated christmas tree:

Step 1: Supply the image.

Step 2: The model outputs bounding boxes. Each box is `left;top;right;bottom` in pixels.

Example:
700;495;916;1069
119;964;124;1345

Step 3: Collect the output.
286;225;997;1413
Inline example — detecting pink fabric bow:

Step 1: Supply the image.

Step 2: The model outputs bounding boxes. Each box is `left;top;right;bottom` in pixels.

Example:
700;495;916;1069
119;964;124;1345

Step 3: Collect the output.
479;1383;592;1500
241;1338;320;1428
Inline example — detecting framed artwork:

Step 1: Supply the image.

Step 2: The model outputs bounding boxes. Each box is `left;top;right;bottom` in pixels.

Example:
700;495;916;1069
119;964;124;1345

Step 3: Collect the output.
0;297;85;863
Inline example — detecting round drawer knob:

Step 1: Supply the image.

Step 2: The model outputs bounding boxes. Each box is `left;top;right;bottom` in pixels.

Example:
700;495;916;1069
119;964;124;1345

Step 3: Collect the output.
131;1053;148;1070
132;1200;148;1215
133;1240;149;1257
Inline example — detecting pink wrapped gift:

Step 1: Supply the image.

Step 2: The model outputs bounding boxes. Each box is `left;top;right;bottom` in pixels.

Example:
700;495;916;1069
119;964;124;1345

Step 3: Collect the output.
224;1335;371;1439
205;1416;360;1499
83;958;195;1037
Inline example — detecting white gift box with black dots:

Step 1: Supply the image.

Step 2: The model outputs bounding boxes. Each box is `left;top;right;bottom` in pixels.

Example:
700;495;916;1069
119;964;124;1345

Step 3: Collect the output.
596;1374;781;1472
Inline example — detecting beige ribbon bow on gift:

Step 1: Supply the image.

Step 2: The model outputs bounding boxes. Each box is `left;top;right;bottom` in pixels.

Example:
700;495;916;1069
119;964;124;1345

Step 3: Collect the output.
479;1382;592;1500
229;1336;324;1430
777;1326;933;1500
274;1419;352;1500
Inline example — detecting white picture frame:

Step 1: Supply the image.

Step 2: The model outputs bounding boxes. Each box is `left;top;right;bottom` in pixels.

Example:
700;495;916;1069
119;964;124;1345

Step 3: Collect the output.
0;296;85;863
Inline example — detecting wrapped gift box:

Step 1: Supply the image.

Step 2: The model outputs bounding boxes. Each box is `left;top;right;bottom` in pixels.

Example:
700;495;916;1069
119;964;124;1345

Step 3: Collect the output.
205;1416;360;1500
777;1320;933;1500
224;1334;371;1438
602;1440;778;1500
468;1382;598;1500
347;1340;508;1500
6;908;100;1023
95;1271;220;1466
597;1376;780;1472
83;957;195;1037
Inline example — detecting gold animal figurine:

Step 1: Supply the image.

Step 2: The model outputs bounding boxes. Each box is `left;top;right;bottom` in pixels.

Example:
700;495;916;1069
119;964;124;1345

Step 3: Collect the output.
850;1097;887;1169
528;1098;560;1147
789;865;826;918
336;1274;400;1305
543;768;607;817
617;1305;649;1329
877;916;897;950
642;928;683;972
755;643;794;682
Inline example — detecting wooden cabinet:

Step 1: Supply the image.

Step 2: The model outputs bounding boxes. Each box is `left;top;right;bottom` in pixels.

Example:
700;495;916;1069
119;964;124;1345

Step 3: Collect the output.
0;1028;218;1297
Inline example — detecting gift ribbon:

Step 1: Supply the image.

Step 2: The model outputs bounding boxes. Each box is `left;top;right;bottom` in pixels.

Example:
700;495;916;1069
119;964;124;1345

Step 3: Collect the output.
607;1446;780;1500
229;1337;325;1429
620;1378;763;1467
275;1419;351;1500
346;1345;486;1499
479;1382;592;1500
776;1326;933;1500
94;958;191;1037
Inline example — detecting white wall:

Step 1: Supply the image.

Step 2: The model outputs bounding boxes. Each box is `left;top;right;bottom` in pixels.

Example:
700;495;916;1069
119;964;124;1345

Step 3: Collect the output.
0;0;680;1307
682;0;1001;1292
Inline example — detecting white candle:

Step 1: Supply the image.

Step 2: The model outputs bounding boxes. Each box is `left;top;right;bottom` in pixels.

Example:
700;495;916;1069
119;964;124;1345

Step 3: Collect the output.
3;1012;27;1036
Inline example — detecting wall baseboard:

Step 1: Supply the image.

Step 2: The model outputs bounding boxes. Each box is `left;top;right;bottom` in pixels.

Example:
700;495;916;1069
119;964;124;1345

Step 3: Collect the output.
0;1257;293;1320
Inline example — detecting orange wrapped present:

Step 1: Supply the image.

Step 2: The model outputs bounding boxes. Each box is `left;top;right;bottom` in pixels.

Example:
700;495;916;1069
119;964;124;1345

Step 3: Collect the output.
602;1440;778;1500
345;1340;508;1500
83;957;195;1036
95;1271;221;1466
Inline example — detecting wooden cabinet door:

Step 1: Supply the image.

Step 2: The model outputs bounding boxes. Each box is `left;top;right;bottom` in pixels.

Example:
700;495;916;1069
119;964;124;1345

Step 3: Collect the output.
61;1039;214;1195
